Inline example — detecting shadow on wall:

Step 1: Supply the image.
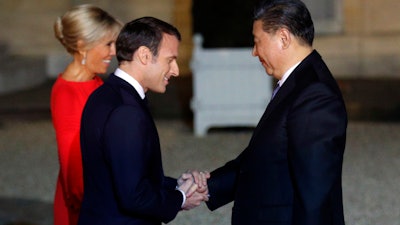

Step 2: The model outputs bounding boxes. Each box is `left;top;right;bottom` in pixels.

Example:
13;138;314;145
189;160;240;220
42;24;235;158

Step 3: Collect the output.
0;197;52;225
339;79;400;122
0;42;47;95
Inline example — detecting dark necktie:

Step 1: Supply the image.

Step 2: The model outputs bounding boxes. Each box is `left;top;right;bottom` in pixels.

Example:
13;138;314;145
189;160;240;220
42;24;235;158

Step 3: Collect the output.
271;84;280;100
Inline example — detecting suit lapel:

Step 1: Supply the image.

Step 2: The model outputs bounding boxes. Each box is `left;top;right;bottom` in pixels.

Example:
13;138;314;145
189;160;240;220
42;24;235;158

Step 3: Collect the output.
107;74;148;109
250;50;336;148
258;50;321;123
264;79;295;118
254;74;296;133
253;51;321;139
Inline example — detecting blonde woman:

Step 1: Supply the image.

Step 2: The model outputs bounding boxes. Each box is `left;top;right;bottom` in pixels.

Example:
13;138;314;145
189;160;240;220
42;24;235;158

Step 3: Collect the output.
51;4;122;225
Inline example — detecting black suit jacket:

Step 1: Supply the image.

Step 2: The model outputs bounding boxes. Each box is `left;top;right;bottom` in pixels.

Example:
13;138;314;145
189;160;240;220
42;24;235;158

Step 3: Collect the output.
78;74;183;225
206;50;347;225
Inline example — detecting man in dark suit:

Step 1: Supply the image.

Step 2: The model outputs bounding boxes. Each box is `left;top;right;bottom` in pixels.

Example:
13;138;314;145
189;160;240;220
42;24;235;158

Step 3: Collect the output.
204;0;348;224
78;17;209;225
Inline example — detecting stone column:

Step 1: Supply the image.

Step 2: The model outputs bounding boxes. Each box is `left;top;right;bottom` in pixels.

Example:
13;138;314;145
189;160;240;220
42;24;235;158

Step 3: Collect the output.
173;0;193;76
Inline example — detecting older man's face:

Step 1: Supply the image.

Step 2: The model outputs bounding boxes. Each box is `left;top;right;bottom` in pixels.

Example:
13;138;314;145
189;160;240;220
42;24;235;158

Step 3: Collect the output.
252;20;285;80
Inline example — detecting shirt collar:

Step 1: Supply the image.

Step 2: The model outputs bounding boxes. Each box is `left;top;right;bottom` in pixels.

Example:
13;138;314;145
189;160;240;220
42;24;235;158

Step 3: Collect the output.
114;68;145;99
277;61;301;87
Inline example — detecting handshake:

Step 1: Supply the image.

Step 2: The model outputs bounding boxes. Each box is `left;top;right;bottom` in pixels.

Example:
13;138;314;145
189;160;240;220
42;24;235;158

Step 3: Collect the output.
176;170;210;210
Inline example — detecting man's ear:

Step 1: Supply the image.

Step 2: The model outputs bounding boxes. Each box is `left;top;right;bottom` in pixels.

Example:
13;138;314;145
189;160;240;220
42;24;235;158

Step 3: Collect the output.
136;46;152;64
278;28;291;49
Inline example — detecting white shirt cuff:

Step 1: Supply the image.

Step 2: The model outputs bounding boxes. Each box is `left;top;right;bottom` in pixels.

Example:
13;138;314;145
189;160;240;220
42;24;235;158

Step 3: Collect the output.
175;186;186;208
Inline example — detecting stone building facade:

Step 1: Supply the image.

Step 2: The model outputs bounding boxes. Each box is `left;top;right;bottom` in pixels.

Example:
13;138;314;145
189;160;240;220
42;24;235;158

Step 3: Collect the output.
0;0;399;77
0;0;399;119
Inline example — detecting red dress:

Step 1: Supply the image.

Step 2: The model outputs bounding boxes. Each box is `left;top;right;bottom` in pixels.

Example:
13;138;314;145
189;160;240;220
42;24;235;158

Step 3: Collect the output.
50;75;103;225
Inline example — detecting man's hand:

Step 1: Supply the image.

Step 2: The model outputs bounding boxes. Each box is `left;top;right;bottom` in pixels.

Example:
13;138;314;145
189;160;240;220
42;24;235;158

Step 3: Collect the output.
177;169;211;210
178;170;210;197
181;191;209;210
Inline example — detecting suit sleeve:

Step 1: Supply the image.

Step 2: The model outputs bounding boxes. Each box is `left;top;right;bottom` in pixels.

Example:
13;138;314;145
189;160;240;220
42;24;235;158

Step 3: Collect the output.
206;148;247;210
103;105;182;223
287;83;347;224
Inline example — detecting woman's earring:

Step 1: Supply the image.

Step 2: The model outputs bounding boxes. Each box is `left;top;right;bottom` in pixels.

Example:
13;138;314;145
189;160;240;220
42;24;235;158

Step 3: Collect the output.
81;54;86;65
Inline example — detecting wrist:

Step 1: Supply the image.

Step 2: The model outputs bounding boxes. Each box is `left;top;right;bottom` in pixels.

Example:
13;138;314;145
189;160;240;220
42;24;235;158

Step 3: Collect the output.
175;186;186;207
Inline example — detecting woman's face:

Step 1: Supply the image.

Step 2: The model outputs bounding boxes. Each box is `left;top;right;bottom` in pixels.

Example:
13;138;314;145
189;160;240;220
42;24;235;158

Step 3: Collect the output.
85;34;117;75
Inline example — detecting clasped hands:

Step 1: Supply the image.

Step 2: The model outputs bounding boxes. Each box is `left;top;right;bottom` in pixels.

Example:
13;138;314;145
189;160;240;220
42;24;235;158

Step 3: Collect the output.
177;170;210;210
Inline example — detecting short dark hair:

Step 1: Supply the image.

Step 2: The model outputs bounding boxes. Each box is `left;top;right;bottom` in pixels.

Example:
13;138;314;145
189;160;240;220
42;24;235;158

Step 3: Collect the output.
253;0;314;46
116;16;181;63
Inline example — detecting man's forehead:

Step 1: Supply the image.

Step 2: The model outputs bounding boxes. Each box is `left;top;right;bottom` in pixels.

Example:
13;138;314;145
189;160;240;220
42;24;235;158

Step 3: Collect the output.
159;34;179;55
252;20;264;34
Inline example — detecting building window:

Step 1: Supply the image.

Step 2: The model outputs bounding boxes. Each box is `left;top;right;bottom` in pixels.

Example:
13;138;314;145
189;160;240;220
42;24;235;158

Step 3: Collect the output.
303;0;342;34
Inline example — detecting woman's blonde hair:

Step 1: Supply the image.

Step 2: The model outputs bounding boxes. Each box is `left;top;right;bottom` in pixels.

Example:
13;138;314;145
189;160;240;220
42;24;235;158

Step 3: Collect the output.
54;4;122;54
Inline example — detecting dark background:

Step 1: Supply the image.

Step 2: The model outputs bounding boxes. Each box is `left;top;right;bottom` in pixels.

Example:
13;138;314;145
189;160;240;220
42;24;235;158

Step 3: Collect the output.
192;0;259;48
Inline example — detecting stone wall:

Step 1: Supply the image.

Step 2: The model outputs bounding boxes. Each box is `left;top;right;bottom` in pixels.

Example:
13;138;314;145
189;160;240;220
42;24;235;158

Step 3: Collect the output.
0;0;175;78
0;0;399;78
315;0;400;78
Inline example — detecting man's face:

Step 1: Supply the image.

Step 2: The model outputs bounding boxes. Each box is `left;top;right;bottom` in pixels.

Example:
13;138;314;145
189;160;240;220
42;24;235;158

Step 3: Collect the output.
144;33;180;93
252;20;283;80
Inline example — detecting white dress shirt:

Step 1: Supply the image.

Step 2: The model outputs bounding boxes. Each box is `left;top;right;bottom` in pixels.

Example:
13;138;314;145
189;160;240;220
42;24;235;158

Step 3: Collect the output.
277;61;301;88
114;68;145;99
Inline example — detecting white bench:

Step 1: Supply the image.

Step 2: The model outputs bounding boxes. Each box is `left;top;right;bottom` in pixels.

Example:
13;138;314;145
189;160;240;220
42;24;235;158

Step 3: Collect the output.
190;35;272;136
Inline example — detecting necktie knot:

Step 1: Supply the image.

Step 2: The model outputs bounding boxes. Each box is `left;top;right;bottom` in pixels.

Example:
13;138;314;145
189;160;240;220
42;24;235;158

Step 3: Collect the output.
271;84;280;100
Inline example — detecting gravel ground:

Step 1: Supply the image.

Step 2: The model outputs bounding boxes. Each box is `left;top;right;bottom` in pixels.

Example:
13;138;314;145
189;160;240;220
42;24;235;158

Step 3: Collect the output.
1;117;400;225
